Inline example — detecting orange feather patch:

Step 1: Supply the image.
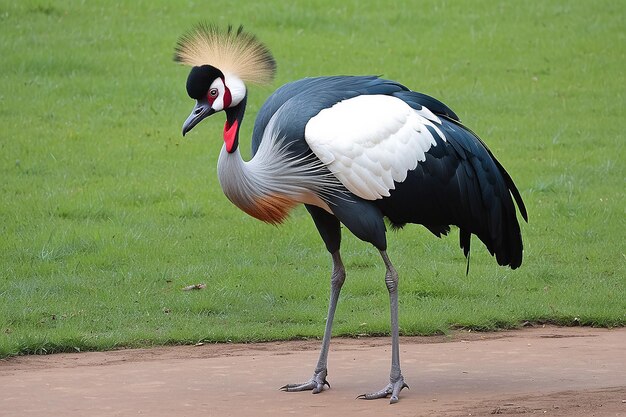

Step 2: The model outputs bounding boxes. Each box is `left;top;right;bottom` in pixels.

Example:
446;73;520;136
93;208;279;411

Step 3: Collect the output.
242;194;298;225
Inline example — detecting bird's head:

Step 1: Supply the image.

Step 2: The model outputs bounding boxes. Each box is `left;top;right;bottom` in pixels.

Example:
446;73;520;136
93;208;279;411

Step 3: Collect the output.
181;64;246;136
175;24;276;152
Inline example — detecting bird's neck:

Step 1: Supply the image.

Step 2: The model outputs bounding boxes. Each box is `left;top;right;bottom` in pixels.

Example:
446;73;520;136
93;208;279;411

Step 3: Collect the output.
223;95;247;153
218;94;297;224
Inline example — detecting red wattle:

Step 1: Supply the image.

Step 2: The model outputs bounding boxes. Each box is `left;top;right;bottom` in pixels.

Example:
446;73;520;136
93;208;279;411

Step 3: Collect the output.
223;119;238;153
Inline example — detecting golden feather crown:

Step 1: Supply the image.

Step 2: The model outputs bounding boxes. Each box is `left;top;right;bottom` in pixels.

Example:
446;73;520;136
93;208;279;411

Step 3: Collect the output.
174;24;276;85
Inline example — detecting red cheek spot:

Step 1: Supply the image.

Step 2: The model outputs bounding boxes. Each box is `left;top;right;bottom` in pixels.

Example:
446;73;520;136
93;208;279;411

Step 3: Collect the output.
207;93;216;106
223;86;232;108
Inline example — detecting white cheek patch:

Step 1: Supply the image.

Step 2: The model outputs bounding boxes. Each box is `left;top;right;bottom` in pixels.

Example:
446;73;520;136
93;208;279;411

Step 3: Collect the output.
223;74;246;107
208;78;226;111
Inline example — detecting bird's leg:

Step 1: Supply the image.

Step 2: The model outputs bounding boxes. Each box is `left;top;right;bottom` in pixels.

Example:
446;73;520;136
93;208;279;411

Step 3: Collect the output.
357;250;408;404
280;251;345;394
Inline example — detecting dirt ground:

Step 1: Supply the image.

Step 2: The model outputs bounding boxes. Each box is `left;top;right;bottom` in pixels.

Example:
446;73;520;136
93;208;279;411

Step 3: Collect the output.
1;326;624;417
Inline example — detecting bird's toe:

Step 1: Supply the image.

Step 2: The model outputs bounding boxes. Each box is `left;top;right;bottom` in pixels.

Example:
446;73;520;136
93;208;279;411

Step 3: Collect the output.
358;376;408;404
280;369;329;394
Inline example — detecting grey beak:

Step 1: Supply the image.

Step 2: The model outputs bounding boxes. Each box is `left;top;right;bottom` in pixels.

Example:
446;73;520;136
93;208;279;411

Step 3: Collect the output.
182;100;215;136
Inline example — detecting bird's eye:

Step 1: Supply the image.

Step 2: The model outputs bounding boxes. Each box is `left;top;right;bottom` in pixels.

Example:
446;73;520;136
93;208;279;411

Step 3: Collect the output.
209;88;218;98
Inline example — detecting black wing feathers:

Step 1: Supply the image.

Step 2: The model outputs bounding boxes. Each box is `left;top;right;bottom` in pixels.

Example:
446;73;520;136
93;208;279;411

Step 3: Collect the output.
432;118;524;268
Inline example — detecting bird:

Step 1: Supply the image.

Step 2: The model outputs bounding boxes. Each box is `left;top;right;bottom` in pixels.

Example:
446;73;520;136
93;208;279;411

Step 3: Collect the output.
175;24;527;404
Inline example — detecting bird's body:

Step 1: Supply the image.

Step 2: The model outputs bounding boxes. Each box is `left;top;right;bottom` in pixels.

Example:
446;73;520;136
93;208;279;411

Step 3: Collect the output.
176;25;527;404
221;75;525;267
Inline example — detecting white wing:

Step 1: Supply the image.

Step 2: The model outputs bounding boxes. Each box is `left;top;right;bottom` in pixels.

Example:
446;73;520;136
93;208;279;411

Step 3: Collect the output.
305;94;446;200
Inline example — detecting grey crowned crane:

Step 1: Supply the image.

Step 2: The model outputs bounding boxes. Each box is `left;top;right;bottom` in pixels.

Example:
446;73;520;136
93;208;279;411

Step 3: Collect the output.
176;25;527;404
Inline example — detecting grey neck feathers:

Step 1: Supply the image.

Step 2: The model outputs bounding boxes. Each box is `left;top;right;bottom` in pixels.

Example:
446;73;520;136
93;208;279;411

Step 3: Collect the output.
217;126;342;224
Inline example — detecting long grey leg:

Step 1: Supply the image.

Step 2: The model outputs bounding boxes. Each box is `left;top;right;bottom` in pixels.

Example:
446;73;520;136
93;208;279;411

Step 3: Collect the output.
281;251;345;394
357;250;408;403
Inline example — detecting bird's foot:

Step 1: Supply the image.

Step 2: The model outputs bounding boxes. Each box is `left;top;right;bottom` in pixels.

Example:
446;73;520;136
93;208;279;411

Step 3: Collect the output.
280;369;330;394
357;376;409;404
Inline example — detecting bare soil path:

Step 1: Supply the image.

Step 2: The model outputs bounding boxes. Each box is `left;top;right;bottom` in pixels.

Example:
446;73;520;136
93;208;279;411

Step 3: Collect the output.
1;326;624;416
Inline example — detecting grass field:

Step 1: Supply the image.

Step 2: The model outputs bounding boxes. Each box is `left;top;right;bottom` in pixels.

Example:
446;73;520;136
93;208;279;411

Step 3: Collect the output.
0;0;624;358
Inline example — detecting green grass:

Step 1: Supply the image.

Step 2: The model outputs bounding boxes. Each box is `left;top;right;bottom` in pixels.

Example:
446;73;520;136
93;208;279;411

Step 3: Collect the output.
0;0;624;358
